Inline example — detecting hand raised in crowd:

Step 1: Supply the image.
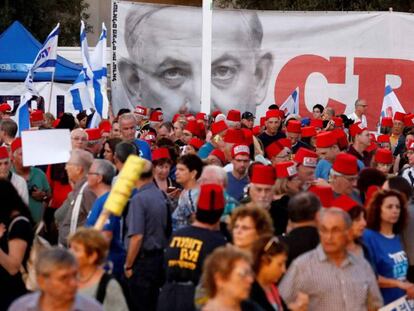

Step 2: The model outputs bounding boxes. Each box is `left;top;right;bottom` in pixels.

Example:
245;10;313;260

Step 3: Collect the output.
166;187;181;200
287;291;309;311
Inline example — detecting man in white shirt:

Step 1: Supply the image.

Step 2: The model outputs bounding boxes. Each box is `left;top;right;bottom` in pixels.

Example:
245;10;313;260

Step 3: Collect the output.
347;99;368;128
0;145;28;205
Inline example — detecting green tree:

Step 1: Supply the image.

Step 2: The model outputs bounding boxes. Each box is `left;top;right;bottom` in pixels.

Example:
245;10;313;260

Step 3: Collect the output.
0;0;91;46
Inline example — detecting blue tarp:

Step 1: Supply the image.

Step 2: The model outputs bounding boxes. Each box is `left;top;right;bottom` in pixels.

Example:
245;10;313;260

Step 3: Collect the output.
0;21;81;82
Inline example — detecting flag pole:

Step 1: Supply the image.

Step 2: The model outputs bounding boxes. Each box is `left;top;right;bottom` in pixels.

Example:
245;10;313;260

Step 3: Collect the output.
47;70;55;114
200;0;213;115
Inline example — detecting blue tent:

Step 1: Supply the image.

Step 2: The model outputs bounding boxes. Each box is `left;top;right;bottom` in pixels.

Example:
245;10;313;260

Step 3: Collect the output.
0;21;81;82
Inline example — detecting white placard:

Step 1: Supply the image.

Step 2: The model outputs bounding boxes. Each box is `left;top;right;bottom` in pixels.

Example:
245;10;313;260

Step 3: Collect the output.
21;129;71;166
379;296;414;311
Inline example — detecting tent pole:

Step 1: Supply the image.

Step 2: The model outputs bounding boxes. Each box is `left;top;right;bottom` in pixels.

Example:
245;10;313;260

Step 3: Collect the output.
47;70;55;114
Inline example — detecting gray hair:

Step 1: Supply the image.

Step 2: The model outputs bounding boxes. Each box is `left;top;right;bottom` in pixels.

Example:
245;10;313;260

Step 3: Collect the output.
115;142;138;164
318;207;352;229
93;159;116;186
200;165;228;186
118;112;137;126
70;128;87;139
69;149;93;175
35;247;77;276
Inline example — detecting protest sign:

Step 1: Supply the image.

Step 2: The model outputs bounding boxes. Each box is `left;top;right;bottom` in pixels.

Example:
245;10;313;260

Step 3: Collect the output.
379;296;414;311
21;129;71;166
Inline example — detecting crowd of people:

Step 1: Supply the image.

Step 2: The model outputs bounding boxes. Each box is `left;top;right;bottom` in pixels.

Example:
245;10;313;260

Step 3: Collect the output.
0;98;414;311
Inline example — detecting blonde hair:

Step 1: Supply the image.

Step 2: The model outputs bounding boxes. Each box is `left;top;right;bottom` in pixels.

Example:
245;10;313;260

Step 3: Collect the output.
69;228;109;266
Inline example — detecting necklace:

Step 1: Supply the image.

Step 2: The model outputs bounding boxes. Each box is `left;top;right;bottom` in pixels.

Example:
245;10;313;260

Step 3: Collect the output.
78;267;98;283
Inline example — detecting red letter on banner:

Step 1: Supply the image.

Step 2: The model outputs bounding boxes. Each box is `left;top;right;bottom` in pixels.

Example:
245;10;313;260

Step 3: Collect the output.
354;58;414;128
274;55;347;117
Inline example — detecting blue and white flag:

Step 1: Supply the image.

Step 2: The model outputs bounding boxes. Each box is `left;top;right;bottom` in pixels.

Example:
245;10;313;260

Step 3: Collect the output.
279;87;299;116
381;81;406;118
17;24;60;134
70;22;108;121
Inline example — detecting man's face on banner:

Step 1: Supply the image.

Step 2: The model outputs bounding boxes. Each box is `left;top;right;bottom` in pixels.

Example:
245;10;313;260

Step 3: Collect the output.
119;7;273;119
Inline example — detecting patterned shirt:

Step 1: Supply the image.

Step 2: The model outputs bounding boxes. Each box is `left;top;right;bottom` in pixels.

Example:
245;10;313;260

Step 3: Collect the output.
279;244;383;311
172;188;199;231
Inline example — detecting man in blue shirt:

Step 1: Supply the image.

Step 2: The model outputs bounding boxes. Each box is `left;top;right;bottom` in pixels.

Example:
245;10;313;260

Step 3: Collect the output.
226;144;250;202
118;112;152;160
85;159;126;278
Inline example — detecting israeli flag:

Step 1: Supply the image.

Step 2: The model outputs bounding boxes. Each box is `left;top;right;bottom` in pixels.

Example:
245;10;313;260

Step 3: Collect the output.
381;81;406;118
70;22;108;120
279;87;299;116
17;24;60;134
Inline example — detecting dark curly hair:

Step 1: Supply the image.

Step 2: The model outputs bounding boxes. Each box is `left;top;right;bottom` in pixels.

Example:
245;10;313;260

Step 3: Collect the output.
366;189;407;234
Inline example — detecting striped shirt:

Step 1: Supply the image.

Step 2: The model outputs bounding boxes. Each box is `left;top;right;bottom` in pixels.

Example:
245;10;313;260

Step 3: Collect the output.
279;244;383;311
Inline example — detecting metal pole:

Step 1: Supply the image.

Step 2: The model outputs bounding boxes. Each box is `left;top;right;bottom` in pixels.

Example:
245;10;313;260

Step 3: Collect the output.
200;0;213;114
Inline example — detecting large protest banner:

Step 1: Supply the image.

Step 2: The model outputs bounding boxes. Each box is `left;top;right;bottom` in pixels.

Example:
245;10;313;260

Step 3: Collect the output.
111;1;414;129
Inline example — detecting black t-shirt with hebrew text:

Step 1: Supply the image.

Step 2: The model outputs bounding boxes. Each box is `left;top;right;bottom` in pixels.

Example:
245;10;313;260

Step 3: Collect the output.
164;226;226;285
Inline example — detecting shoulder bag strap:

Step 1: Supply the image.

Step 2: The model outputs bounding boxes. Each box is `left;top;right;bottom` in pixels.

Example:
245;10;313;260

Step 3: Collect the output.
69;182;88;235
95;273;113;304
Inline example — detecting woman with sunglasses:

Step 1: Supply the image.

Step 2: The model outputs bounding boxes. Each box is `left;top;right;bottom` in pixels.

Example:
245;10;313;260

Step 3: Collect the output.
201;245;263;311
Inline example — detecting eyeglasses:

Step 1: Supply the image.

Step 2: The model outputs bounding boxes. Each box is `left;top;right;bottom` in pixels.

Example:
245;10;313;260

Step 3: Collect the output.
87;172;100;176
340;175;358;182
264;236;280;253
235;267;255;279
